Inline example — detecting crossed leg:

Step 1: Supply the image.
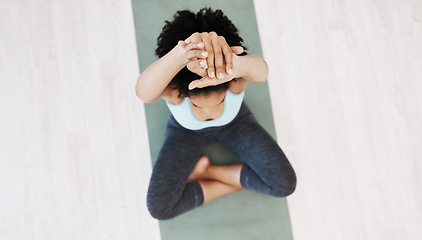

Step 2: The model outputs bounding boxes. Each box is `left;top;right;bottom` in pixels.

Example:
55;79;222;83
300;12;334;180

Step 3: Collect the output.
217;105;297;197
147;117;244;220
186;103;296;204
147;105;296;220
188;156;244;204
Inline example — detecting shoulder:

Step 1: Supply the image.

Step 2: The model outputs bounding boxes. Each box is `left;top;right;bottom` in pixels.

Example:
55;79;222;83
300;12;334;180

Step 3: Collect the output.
161;84;184;105
229;78;249;94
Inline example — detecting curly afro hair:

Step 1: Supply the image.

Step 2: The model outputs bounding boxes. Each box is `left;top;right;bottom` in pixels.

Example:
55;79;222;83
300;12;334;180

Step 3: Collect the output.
155;7;247;98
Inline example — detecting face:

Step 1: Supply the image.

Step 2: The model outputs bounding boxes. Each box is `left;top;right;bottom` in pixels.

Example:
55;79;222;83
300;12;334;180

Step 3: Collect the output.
187;90;228;109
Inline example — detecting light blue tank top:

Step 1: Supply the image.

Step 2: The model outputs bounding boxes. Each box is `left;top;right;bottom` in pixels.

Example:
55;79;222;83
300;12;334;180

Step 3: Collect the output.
166;90;245;130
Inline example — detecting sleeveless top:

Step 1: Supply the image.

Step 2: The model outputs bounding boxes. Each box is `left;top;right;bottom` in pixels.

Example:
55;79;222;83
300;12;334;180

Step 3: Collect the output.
166;89;245;130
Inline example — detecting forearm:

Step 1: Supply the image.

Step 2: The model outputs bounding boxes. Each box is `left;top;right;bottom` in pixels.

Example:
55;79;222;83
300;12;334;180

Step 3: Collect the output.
235;54;268;83
135;45;188;103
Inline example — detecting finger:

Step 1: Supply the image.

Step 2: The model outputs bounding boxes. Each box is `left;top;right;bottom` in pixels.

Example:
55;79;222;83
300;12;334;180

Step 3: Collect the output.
230;46;244;55
187;60;207;69
201;33;215;78
185;32;201;43
212;36;225;79
187;60;208;76
185;49;208;60
188;80;201;90
178;40;188;49
184;42;204;51
198;59;208;69
188;79;204;90
221;38;234;74
188;77;217;90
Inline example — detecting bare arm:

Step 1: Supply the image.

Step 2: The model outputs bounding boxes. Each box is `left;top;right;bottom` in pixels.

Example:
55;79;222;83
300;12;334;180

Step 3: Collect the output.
135;44;188;103
188;53;268;90
235;54;268;84
136;32;253;102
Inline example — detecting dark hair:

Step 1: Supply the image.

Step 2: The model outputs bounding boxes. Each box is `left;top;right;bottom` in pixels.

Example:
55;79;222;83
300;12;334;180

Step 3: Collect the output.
155;7;247;98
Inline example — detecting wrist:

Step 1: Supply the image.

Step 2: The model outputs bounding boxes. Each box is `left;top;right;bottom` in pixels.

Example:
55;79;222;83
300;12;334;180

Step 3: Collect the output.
170;43;189;67
233;54;245;79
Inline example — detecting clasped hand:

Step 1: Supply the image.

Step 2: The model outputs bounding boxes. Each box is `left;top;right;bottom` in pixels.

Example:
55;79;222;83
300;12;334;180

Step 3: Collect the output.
178;32;244;90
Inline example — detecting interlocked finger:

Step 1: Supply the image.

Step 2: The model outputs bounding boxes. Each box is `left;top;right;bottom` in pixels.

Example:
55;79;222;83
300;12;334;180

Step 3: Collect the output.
187;60;208;77
212;36;225;79
185;49;208;60
201;32;215;78
220;37;234;74
184;41;204;51
184;32;201;44
184;32;238;80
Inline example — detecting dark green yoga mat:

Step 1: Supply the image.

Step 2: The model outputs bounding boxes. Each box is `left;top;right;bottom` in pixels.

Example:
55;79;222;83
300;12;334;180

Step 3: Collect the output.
132;1;293;239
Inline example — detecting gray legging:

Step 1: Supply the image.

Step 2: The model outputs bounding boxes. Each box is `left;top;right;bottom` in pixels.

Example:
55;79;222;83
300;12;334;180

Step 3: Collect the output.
147;102;297;220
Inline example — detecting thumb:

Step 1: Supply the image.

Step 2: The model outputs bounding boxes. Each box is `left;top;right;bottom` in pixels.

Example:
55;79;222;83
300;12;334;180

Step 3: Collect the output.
188;79;201;90
188;77;211;90
188;76;217;90
230;46;244;55
178;40;188;48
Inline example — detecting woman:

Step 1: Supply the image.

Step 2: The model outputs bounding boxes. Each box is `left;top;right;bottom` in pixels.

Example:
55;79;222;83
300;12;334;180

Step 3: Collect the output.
136;8;296;220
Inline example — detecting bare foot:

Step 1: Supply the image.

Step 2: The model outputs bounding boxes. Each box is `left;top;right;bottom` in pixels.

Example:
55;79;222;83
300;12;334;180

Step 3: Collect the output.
188;155;211;182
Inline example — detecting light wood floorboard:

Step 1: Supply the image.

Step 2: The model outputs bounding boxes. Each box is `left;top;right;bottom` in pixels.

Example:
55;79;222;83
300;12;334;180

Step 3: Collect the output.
254;0;422;239
0;0;160;239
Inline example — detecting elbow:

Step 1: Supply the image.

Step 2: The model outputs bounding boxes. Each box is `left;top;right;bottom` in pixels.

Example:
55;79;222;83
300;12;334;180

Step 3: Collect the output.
135;87;156;103
251;55;268;83
260;58;269;83
135;75;155;103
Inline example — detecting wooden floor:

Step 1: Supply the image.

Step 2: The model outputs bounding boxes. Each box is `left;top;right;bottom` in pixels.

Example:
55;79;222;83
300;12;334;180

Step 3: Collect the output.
1;0;421;239
0;0;160;239
254;0;422;239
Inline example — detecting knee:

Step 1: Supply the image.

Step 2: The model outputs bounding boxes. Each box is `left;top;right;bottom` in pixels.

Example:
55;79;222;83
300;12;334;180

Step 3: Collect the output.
147;185;178;220
269;171;297;198
147;194;175;220
147;206;174;220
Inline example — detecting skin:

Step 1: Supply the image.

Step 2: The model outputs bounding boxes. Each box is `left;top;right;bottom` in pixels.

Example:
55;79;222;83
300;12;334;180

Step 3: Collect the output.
188;90;227;121
136;31;269;204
